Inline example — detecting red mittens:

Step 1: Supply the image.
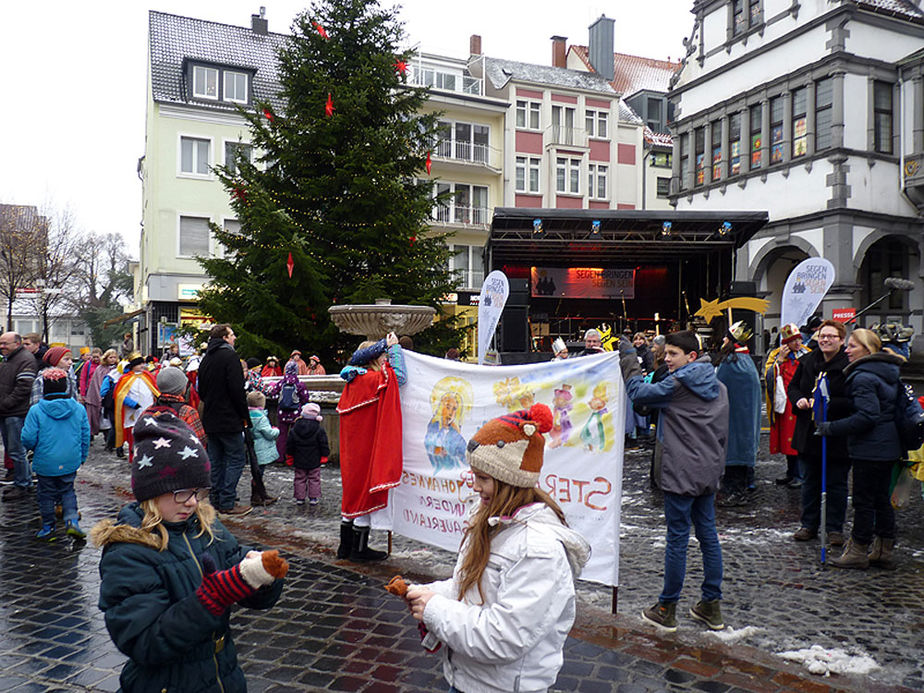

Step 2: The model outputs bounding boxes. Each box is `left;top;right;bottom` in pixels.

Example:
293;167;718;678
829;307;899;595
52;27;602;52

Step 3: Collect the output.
285;455;294;466
320;456;329;465
196;551;289;615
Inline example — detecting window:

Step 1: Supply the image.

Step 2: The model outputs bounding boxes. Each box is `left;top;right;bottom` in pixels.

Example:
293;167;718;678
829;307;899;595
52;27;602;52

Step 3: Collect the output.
223;70;248;103
515;156;541;192
729;113;742;176
679;133;690;191
732;0;762;36
647;98;664;132
651;151;672;168
179;216;210;257
694;127;705;187
221;219;241;257
750;104;762;169
180;136;210;176
770;96;784;164
551;106;577;145
792;87;807;158
874;81;893;154
556;157;581;194
516;100;541;129
451;245;484;289
815;77;834;151
192;66;218;100
432;183;489;224
224;142;252;175
588;164;608;199
657;177;670;197
436;121;490;163
585;110;608;138
413;67;458;91
711;120;722;181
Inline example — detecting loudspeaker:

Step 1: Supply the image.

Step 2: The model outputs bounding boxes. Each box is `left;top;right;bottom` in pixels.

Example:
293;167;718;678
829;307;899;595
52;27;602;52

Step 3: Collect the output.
499;306;529;352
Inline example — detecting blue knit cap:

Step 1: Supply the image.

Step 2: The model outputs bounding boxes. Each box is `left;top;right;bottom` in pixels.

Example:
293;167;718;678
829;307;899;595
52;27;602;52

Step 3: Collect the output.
348;339;388;366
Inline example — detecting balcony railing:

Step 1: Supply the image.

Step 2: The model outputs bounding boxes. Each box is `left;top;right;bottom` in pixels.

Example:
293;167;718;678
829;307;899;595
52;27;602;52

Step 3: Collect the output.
545;126;588;148
432;140;501;169
410;65;483;96
432;205;491;226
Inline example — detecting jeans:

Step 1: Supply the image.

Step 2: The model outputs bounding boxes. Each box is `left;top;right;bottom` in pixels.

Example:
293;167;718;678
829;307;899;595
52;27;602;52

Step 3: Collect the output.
660;492;723;604
850;459;896;545
294;467;321;501
37;473;78;525
800;452;850;532
786;454;802;481
0;416;30;488
207;432;247;511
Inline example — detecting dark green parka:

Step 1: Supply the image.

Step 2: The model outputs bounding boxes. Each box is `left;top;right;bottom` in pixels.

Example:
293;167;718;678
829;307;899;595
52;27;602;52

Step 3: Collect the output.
94;502;283;692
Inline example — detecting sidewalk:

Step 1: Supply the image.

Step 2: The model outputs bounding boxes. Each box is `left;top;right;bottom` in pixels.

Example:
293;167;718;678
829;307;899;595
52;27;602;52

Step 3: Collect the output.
0;436;920;691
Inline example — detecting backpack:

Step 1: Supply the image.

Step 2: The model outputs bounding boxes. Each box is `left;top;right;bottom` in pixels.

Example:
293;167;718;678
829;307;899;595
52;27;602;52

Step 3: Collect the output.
895;379;924;454
278;382;301;411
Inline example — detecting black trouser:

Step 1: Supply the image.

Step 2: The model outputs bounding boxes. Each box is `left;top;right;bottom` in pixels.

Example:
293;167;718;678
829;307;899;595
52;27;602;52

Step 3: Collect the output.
850;458;896;545
800;452;850;532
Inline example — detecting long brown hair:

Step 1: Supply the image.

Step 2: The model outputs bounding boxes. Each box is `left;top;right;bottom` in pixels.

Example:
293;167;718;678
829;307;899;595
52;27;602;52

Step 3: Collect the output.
456;479;566;603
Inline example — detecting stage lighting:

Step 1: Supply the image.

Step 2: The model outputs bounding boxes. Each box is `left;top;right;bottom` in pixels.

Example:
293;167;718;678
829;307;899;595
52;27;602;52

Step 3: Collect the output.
719;221;732;237
661;221;672;237
533;218;544;237
590;220;601;238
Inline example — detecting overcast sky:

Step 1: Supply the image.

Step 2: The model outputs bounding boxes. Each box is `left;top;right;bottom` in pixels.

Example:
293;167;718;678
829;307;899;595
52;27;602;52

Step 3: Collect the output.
0;1;693;255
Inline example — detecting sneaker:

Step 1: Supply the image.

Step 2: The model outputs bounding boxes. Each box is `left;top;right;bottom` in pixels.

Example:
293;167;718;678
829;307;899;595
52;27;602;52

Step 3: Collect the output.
0;469;14;485
792;526;817;541
308;498;320;506
690;600;725;630
641;601;677;632
3;485;31;501
219;505;253;517
787;478;803;489
827;531;845;547
35;523;56;540
295;499;305;506
65;520;86;540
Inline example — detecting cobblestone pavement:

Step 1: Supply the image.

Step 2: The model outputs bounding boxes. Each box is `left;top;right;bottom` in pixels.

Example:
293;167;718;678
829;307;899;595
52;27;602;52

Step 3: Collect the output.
0;432;921;691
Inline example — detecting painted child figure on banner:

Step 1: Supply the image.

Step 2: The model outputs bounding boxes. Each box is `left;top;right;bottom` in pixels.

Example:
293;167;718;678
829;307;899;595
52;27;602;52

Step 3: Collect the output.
580;383;610;452
403;404;591;693
548;384;574;448
336;332;407;562
425;377;472;474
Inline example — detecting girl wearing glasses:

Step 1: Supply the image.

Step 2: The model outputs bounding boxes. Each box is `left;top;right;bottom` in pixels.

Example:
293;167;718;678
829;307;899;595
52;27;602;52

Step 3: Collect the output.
91;412;287;692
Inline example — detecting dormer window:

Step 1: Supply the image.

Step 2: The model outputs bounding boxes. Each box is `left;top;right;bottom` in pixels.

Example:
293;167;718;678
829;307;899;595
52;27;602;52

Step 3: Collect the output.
188;61;252;105
193;66;219;100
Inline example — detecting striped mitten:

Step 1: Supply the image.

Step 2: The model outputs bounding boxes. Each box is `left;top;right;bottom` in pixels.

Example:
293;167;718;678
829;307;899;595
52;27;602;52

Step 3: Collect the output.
195;551;288;615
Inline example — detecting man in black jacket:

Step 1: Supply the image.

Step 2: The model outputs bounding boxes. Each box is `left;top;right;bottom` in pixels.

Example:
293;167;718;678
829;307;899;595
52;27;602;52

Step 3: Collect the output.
0;332;37;499
197;324;251;516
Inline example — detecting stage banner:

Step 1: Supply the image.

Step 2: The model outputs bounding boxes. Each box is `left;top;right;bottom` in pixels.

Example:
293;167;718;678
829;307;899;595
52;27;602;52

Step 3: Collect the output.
780;258;835;333
393;350;625;586
477;270;509;365
531;266;635;299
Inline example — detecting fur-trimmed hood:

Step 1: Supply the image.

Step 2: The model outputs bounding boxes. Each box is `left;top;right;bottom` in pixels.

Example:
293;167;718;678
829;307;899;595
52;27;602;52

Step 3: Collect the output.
90;501;205;549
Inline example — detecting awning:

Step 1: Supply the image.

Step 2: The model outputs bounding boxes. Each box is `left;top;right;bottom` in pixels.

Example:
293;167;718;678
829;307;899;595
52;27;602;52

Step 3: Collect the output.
487;208;769;265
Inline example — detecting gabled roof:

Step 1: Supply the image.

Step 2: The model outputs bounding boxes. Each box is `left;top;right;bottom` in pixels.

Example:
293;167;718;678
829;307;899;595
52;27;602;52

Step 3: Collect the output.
853;0;924;22
483;56;617;95
149;11;288;112
570;46;682;98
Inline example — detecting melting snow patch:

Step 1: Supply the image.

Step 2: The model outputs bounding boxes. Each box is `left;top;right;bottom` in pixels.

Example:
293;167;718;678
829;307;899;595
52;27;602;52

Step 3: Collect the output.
777;645;880;676
705;625;763;643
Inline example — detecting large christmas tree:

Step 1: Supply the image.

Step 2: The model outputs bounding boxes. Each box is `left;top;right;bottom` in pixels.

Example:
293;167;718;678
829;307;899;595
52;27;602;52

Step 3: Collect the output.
199;0;461;359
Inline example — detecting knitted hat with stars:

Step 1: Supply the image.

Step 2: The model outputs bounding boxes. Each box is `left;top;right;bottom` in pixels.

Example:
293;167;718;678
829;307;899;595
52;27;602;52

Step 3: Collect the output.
131;411;210;502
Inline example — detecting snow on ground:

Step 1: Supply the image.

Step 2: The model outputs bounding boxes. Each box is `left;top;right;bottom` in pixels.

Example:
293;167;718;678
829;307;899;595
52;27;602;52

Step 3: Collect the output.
705;625;763;644
777;645;880;677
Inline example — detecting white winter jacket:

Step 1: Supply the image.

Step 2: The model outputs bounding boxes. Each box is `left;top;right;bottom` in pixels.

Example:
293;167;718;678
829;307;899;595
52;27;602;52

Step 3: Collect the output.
422;503;591;693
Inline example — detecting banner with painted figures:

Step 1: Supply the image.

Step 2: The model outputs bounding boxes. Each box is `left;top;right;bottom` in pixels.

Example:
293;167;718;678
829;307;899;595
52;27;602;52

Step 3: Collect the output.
780;257;835;334
392;350;625;586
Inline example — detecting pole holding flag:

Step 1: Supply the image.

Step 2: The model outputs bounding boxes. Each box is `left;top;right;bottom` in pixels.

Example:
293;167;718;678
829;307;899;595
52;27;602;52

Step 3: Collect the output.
813;372;830;565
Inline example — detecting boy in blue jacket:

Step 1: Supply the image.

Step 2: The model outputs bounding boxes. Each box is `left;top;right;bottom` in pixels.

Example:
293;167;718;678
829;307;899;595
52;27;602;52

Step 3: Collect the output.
619;331;729;632
22;367;90;539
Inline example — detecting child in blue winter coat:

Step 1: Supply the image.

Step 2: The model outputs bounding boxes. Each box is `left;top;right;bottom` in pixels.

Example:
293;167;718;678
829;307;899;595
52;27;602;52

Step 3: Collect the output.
22;368;90;539
247;391;279;506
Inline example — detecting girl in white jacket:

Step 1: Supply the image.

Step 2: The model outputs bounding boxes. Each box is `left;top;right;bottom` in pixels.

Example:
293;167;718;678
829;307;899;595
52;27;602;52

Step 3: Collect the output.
405;404;591;693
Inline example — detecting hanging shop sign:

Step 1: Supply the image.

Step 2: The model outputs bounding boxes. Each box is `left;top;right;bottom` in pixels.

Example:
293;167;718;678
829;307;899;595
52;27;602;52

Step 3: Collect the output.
531;267;635;300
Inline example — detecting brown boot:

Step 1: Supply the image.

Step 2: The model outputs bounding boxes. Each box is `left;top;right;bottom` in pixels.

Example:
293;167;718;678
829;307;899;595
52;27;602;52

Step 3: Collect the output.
830;538;870;569
868;536;897;570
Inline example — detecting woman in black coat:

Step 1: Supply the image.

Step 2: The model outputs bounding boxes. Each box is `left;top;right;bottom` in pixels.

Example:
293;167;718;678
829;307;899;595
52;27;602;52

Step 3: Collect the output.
819;329;904;569
786;320;851;546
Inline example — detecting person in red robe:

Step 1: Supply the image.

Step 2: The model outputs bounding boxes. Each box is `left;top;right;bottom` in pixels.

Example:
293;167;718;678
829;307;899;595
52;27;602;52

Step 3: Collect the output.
336;332;406;562
764;323;810;487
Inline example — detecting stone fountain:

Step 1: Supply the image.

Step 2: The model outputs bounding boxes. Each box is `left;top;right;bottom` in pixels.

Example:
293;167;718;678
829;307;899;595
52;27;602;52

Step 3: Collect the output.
328;298;435;340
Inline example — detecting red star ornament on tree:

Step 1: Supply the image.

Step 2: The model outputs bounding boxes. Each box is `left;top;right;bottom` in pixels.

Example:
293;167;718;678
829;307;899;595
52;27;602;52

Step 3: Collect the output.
263;107;274;122
425;151;432;175
232;185;248;204
394;60;407;77
325;93;335;117
314;21;329;39
286;252;294;278
409;234;416;246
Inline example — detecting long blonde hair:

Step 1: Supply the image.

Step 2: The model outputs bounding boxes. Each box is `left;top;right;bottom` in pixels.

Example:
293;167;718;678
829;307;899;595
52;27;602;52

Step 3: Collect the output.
357;340;384;372
457;479;566;603
139;498;218;551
